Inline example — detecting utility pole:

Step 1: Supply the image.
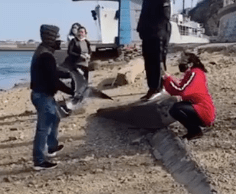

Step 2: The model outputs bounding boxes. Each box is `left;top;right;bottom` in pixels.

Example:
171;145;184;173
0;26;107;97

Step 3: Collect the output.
183;0;185;14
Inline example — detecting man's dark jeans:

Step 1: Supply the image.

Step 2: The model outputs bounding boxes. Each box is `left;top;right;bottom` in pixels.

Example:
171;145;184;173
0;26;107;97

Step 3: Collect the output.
31;91;60;165
142;37;162;91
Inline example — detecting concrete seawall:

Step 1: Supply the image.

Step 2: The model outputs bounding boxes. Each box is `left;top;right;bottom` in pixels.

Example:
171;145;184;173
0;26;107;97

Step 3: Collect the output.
218;3;236;42
150;128;216;194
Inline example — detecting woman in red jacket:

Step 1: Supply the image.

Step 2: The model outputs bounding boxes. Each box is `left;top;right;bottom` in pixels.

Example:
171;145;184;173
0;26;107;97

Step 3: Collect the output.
163;52;215;140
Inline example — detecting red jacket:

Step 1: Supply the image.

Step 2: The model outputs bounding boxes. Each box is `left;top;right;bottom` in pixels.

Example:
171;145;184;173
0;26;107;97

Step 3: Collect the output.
163;67;215;126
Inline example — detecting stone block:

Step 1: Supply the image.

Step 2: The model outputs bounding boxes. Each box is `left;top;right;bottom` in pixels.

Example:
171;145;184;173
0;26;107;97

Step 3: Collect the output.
113;57;145;86
97;93;177;129
150;128;214;194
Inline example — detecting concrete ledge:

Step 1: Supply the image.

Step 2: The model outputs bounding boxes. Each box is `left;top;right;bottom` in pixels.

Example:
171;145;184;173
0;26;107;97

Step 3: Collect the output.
150;128;215;194
218;3;236;19
113;57;144;85
197;43;236;54
97;94;177;129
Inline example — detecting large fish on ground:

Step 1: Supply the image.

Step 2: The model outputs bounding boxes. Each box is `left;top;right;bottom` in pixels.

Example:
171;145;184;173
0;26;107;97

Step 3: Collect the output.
97;92;177;129
56;57;113;117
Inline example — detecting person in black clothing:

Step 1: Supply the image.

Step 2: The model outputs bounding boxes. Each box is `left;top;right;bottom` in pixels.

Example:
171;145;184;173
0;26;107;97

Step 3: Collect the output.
30;24;74;170
137;0;171;101
57;26;92;107
67;26;92;81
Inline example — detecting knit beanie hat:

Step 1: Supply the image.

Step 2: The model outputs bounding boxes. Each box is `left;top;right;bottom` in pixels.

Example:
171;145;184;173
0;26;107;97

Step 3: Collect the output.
40;25;59;46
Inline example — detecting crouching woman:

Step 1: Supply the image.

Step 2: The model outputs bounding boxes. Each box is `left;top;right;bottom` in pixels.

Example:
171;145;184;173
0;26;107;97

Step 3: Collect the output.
163;52;216;140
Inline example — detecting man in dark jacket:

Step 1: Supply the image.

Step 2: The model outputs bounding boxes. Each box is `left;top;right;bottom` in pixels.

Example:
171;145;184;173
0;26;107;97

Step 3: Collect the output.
137;0;171;101
30;24;74;170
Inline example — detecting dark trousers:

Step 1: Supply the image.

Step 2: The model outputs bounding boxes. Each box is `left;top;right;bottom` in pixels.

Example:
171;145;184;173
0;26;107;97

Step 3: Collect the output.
169;101;203;135
142;37;162;91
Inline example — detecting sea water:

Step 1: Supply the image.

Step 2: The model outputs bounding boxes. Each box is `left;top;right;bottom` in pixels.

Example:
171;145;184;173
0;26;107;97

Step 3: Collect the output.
0;51;33;90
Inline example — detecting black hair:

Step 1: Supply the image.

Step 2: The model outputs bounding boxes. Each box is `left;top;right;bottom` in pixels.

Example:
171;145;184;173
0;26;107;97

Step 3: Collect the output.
68;23;81;36
183;52;208;73
78;26;87;34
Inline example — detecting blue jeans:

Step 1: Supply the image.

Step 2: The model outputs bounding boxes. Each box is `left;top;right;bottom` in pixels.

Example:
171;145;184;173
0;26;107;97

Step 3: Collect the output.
31;91;60;165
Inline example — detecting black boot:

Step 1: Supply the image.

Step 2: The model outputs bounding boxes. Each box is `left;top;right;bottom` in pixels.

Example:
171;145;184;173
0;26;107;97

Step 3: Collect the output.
182;130;203;141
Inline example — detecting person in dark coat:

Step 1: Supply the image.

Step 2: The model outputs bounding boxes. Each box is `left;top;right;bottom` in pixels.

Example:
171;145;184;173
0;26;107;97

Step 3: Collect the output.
67;26;92;80
137;0;171;101
30;24;74;170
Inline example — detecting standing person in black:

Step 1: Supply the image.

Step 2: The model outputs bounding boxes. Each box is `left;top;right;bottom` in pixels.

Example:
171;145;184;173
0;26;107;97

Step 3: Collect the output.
30;24;74;170
137;0;171;101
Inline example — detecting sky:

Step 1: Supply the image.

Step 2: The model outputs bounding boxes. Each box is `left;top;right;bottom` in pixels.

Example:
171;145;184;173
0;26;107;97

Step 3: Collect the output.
0;0;198;42
173;0;199;13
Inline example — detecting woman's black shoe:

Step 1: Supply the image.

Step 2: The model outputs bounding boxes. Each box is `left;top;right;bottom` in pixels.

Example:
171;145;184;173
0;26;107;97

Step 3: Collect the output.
182;131;203;141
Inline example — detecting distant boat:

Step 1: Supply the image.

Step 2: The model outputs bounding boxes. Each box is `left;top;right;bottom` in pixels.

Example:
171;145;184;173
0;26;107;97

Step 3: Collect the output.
71;0;209;50
169;13;209;44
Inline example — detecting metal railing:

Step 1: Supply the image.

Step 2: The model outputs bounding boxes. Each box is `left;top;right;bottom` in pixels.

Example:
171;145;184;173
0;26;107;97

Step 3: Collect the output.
178;25;204;37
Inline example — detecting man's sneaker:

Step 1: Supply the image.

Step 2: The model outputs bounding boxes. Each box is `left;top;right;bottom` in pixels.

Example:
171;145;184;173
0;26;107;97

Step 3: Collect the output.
33;161;57;171
47;144;64;157
147;92;162;101
140;89;153;100
140;89;162;101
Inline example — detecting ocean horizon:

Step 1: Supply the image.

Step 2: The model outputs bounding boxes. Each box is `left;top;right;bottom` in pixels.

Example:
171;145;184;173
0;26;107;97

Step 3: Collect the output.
0;51;33;90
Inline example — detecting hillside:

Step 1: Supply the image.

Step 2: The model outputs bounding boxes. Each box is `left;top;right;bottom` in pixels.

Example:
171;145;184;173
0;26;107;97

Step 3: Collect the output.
188;0;223;36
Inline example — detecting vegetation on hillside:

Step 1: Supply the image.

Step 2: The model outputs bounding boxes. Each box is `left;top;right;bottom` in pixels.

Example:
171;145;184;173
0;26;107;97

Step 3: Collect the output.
188;0;223;36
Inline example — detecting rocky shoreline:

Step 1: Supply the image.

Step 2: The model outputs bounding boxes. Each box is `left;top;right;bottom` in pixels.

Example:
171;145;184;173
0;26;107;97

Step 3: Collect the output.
0;43;236;193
